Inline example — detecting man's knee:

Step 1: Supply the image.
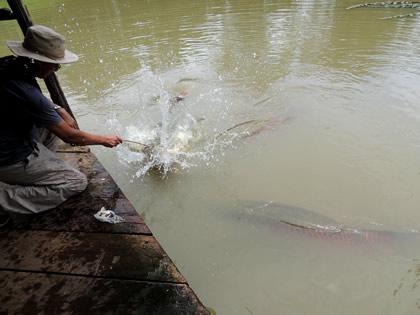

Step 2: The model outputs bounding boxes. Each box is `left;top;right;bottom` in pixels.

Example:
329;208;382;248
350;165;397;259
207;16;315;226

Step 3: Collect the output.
65;170;88;195
74;172;88;193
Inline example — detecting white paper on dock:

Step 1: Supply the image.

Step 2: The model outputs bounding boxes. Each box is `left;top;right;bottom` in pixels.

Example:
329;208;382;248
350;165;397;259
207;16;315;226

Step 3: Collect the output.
94;207;124;224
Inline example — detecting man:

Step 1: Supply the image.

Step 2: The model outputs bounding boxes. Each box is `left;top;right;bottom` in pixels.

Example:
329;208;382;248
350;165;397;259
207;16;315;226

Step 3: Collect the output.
0;25;122;226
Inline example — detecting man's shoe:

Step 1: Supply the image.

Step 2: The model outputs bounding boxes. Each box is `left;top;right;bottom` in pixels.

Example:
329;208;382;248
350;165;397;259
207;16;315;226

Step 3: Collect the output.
0;214;10;228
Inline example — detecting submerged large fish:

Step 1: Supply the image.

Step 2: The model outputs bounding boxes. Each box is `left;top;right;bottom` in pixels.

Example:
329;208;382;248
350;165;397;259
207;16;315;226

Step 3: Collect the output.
228;201;420;248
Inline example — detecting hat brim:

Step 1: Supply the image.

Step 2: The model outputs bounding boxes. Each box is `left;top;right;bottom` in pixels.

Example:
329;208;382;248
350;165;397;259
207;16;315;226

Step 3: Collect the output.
6;40;78;64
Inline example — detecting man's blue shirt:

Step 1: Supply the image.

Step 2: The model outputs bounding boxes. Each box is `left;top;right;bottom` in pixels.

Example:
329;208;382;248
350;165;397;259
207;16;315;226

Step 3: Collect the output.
0;56;62;166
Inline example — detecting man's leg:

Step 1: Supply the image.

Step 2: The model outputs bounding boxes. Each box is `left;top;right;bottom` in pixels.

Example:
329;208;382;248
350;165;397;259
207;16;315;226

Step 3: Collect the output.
35;127;60;152
0;143;87;214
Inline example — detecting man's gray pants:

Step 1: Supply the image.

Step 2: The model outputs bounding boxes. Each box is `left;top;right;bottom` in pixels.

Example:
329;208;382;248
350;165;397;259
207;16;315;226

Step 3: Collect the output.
0;131;87;215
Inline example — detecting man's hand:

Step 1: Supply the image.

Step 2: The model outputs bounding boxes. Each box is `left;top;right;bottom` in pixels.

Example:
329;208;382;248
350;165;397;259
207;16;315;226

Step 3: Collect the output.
102;135;123;148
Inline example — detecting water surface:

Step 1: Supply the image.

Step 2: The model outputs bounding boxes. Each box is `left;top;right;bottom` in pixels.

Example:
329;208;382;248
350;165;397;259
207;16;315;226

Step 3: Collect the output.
2;0;420;313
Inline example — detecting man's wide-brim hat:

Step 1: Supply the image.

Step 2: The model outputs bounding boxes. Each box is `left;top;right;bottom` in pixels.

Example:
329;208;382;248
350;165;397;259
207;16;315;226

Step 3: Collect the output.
6;25;78;64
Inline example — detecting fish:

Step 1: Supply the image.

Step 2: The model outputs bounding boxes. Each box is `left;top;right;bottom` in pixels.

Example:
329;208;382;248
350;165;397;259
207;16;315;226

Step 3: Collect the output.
123;92;195;172
346;1;420;19
228;200;420;248
124;90;287;176
347;1;420;10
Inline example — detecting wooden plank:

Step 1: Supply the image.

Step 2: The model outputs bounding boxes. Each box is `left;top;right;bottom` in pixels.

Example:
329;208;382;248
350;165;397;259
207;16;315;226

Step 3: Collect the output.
6;0;32;33
0;271;210;314
0;230;185;283
12;198;151;235
56;142;90;153
44;75;78;125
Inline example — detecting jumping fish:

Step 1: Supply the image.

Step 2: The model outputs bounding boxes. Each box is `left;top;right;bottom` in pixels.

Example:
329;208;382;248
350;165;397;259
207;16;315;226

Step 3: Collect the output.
124;91;287;175
124;91;190;147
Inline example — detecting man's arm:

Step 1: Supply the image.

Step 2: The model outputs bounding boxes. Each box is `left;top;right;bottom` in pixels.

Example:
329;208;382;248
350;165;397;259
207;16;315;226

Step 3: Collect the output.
47;121;122;147
55;107;78;129
48;100;78;129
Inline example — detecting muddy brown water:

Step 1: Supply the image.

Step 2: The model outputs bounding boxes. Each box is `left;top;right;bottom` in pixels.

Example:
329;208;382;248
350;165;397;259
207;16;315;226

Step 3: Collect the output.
2;0;420;314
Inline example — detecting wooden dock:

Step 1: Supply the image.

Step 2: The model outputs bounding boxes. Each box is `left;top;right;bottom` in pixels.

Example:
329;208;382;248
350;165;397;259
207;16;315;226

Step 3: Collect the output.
0;144;209;314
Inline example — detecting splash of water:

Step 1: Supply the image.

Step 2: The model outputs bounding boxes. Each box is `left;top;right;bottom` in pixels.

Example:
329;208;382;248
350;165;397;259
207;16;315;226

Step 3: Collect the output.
117;94;203;177
117;94;278;178
112;68;285;178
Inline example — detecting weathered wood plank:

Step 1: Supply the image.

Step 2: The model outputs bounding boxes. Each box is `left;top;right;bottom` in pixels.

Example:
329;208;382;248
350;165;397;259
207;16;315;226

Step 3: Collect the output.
0;271;210;315
6;0;32;33
56;142;90;153
0;230;185;283
12;198;151;235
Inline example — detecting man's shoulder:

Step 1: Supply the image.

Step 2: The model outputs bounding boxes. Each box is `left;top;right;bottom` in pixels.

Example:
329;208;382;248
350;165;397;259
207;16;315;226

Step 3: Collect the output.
0;78;45;112
0;55;17;80
0;55;39;88
0;54;18;70
1;78;40;94
0;55;17;66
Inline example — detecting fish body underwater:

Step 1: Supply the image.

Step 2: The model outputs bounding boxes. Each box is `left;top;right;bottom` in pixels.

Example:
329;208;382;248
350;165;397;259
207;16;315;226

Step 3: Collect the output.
229;201;420;251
